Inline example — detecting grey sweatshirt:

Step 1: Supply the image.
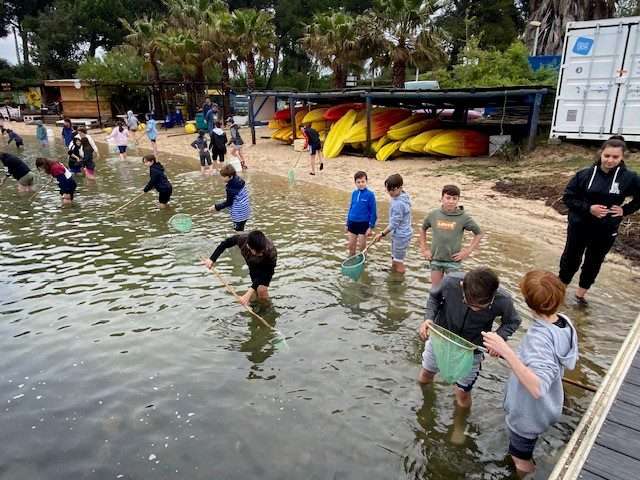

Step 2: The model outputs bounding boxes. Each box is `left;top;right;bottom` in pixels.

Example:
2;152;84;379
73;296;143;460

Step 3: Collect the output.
425;272;521;346
389;191;413;239
504;314;578;439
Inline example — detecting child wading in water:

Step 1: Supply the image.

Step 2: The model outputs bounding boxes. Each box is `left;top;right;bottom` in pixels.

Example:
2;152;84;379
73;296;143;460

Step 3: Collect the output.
77;127;99;179
202;230;277;306
142;154;172;209
61;118;74;147
36;120;48;147
191;130;213;175
227;117;247;169
6;129;23;150
301;124;323;175
346;171;377;256
35;157;77;205
68;137;84;174
374;174;413;273
107;121;130;161
209;121;227;166
482;271;578;477
210;164;251;231
145;113;158;156
1;152;35;192
420;184;483;287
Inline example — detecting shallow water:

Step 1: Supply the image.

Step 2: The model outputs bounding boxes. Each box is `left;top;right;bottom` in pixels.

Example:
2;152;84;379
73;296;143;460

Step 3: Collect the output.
1;139;638;479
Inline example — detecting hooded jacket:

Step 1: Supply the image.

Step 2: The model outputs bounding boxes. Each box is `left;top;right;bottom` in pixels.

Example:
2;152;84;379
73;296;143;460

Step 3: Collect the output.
563;163;640;233
210;127;227;153
504;315;578;439
62;126;75;147
1;153;30;180
146;119;157;140
144;162;172;193
127;111;139;131
36;124;47;140
425;271;521;346
347;187;377;228
107;127;129;147
389;191;413;239
215;175;251;222
191;136;209;152
228;124;243;145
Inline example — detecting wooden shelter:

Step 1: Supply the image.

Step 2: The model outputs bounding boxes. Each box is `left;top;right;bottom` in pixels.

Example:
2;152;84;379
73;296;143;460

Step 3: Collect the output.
44;79;111;120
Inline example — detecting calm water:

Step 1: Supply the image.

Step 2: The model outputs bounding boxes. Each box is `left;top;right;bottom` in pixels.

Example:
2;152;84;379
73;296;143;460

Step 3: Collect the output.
1;139;638;479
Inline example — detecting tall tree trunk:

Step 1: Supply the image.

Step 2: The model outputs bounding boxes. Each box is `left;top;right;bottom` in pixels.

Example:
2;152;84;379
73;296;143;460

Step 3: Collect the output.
266;43;281;89
246;55;256;91
19;25;29;66
221;56;231;118
333;64;346;89
392;60;406;88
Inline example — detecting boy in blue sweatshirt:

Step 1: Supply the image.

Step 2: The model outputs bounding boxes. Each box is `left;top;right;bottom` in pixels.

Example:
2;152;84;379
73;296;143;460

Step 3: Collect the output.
209;163;251;231
346;171;377;256
374;173;413;273
482;270;578;477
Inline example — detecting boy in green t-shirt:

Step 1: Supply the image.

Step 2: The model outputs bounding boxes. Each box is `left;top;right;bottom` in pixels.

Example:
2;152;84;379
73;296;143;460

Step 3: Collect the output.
419;184;483;287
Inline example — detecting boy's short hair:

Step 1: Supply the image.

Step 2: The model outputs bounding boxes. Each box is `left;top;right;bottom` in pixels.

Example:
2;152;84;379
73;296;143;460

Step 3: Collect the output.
247;230;267;253
442;184;460;197
220;164;236;177
142;154;156;163
463;267;499;306
384;173;403;191
198;129;205;136
354;171;367;181
78;127;87;134
519;270;565;316
215;120;222;128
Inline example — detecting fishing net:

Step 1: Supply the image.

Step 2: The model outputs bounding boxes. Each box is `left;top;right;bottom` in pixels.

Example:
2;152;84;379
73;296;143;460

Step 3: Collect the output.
341;252;365;281
429;323;479;384
168;213;193;233
288;169;295;184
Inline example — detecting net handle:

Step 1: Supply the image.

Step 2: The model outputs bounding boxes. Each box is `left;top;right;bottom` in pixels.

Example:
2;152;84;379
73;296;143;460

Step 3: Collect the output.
114;191;146;214
428;322;487;353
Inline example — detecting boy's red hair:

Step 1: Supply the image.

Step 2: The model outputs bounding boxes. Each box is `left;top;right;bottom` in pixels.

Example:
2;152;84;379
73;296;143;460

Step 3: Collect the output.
519;270;565;316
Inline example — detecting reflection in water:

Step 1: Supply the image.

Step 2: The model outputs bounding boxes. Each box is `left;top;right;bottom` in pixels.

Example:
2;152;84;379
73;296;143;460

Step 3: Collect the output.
0;139;638;479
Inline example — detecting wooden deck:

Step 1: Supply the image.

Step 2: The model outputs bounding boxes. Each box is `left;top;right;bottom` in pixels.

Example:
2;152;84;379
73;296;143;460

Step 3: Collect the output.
550;312;640;480
579;350;640;480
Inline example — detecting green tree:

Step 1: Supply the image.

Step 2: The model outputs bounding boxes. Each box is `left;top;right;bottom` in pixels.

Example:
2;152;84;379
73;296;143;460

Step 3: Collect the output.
76;46;145;83
121;16;167;83
302;10;366;88
0;0;54;65
230;8;276;90
365;0;444;88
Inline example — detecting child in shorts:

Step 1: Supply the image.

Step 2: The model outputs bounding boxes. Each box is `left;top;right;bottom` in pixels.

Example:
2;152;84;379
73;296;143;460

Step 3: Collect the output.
142;154;173;209
374;173;413;273
419;184;483;287
6;129;23;149
35;157;77;205
191;130;213;175
301;124;323;175
36;120;48;147
1;152;35;192
209;164;251;231
482;271;577;477
346;171;377;256
68;137;84;174
209;121;227;164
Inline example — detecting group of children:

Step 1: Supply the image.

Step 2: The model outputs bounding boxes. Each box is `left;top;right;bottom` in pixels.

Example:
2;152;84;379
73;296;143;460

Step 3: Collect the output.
191;117;247;175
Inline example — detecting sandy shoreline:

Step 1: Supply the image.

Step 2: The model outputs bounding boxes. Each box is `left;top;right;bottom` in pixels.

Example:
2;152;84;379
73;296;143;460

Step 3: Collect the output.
5;120;636;276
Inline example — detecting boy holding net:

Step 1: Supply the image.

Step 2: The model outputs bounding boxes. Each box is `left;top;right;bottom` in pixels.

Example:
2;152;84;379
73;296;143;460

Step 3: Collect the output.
209;164;251;231
482;271;577;477
346;171;377;257
417;267;521;408
419;184;482;287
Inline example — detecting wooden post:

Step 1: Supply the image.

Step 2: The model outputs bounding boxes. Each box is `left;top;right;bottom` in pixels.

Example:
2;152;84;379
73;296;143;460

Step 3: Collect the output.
527;93;543;152
248;91;256;145
365;95;373;156
289;96;296;141
94;83;103;128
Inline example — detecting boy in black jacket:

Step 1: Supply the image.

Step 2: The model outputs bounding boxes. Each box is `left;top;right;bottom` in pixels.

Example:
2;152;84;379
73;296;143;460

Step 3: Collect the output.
209;121;227;164
559;136;640;303
142;154;173;208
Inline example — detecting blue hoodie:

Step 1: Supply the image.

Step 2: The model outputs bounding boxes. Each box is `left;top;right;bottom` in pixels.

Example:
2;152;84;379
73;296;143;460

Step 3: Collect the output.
389;191;413;239
504;314;578;439
215;175;251;223
347;187;377;228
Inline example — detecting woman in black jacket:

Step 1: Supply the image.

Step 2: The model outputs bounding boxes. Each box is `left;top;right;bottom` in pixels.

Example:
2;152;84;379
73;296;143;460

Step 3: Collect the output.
559;136;640;303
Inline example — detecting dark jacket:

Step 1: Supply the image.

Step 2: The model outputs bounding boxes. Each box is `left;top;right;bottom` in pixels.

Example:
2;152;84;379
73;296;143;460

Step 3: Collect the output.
144;162;172;193
191;136;208;152
228;124;243;145
210;127;227;153
215;175;245;211
62;126;75;147
425;271;521;347
563;163;640;233
209;233;277;290
7;131;22;144
0;152;30;180
304;127;320;146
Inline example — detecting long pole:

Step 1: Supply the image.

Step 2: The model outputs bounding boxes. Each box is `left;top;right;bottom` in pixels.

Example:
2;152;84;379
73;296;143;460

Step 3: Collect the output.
12;28;21;66
94;83;102;128
533;25;541;56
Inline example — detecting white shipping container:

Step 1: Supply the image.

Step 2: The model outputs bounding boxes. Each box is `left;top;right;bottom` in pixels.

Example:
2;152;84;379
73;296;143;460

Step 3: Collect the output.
550;16;640;142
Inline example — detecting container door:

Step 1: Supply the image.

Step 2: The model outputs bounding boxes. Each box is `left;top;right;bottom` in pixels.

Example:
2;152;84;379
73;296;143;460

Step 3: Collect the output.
611;23;640;136
554;23;629;134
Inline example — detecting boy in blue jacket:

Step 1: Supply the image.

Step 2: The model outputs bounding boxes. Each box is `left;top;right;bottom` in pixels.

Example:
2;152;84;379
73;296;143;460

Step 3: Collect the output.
209;164;251;231
346;171;377;256
482;270;578;477
375;173;413;273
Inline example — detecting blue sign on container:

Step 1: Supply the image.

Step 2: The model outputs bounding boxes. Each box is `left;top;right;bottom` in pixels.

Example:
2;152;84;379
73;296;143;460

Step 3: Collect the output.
572;37;594;55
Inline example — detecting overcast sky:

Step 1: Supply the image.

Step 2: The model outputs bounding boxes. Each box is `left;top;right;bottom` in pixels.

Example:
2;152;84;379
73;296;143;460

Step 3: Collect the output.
0;35;19;64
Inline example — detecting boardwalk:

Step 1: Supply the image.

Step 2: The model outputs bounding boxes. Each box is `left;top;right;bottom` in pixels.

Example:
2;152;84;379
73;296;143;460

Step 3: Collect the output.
550;313;640;480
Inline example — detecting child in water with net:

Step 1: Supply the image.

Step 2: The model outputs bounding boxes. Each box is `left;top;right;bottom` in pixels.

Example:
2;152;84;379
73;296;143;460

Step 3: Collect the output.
482;271;577;478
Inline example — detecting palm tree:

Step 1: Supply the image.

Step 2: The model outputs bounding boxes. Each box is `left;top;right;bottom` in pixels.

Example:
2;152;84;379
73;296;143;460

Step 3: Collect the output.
526;1;616;55
230;8;276;90
302;10;366;89
121;17;166;84
158;31;199;80
365;0;444;88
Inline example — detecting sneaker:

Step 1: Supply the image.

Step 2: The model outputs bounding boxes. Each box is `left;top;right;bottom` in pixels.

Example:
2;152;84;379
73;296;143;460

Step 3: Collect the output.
309;172;315;175
574;294;588;306
319;162;324;171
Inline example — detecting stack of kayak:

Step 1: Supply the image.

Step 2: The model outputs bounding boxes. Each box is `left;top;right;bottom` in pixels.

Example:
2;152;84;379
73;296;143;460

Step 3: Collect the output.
267;102;489;159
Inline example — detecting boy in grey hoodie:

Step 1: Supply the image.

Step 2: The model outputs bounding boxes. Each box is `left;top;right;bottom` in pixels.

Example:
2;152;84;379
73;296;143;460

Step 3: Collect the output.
482;270;578;477
375;173;413;273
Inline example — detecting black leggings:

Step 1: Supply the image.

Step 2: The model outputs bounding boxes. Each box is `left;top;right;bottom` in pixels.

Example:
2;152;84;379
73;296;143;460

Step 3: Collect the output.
559;222;617;289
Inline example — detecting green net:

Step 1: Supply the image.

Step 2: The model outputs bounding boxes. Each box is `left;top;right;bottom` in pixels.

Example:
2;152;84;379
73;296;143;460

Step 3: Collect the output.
168;213;193;233
429;323;478;384
341;252;365;281
288;169;295;184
